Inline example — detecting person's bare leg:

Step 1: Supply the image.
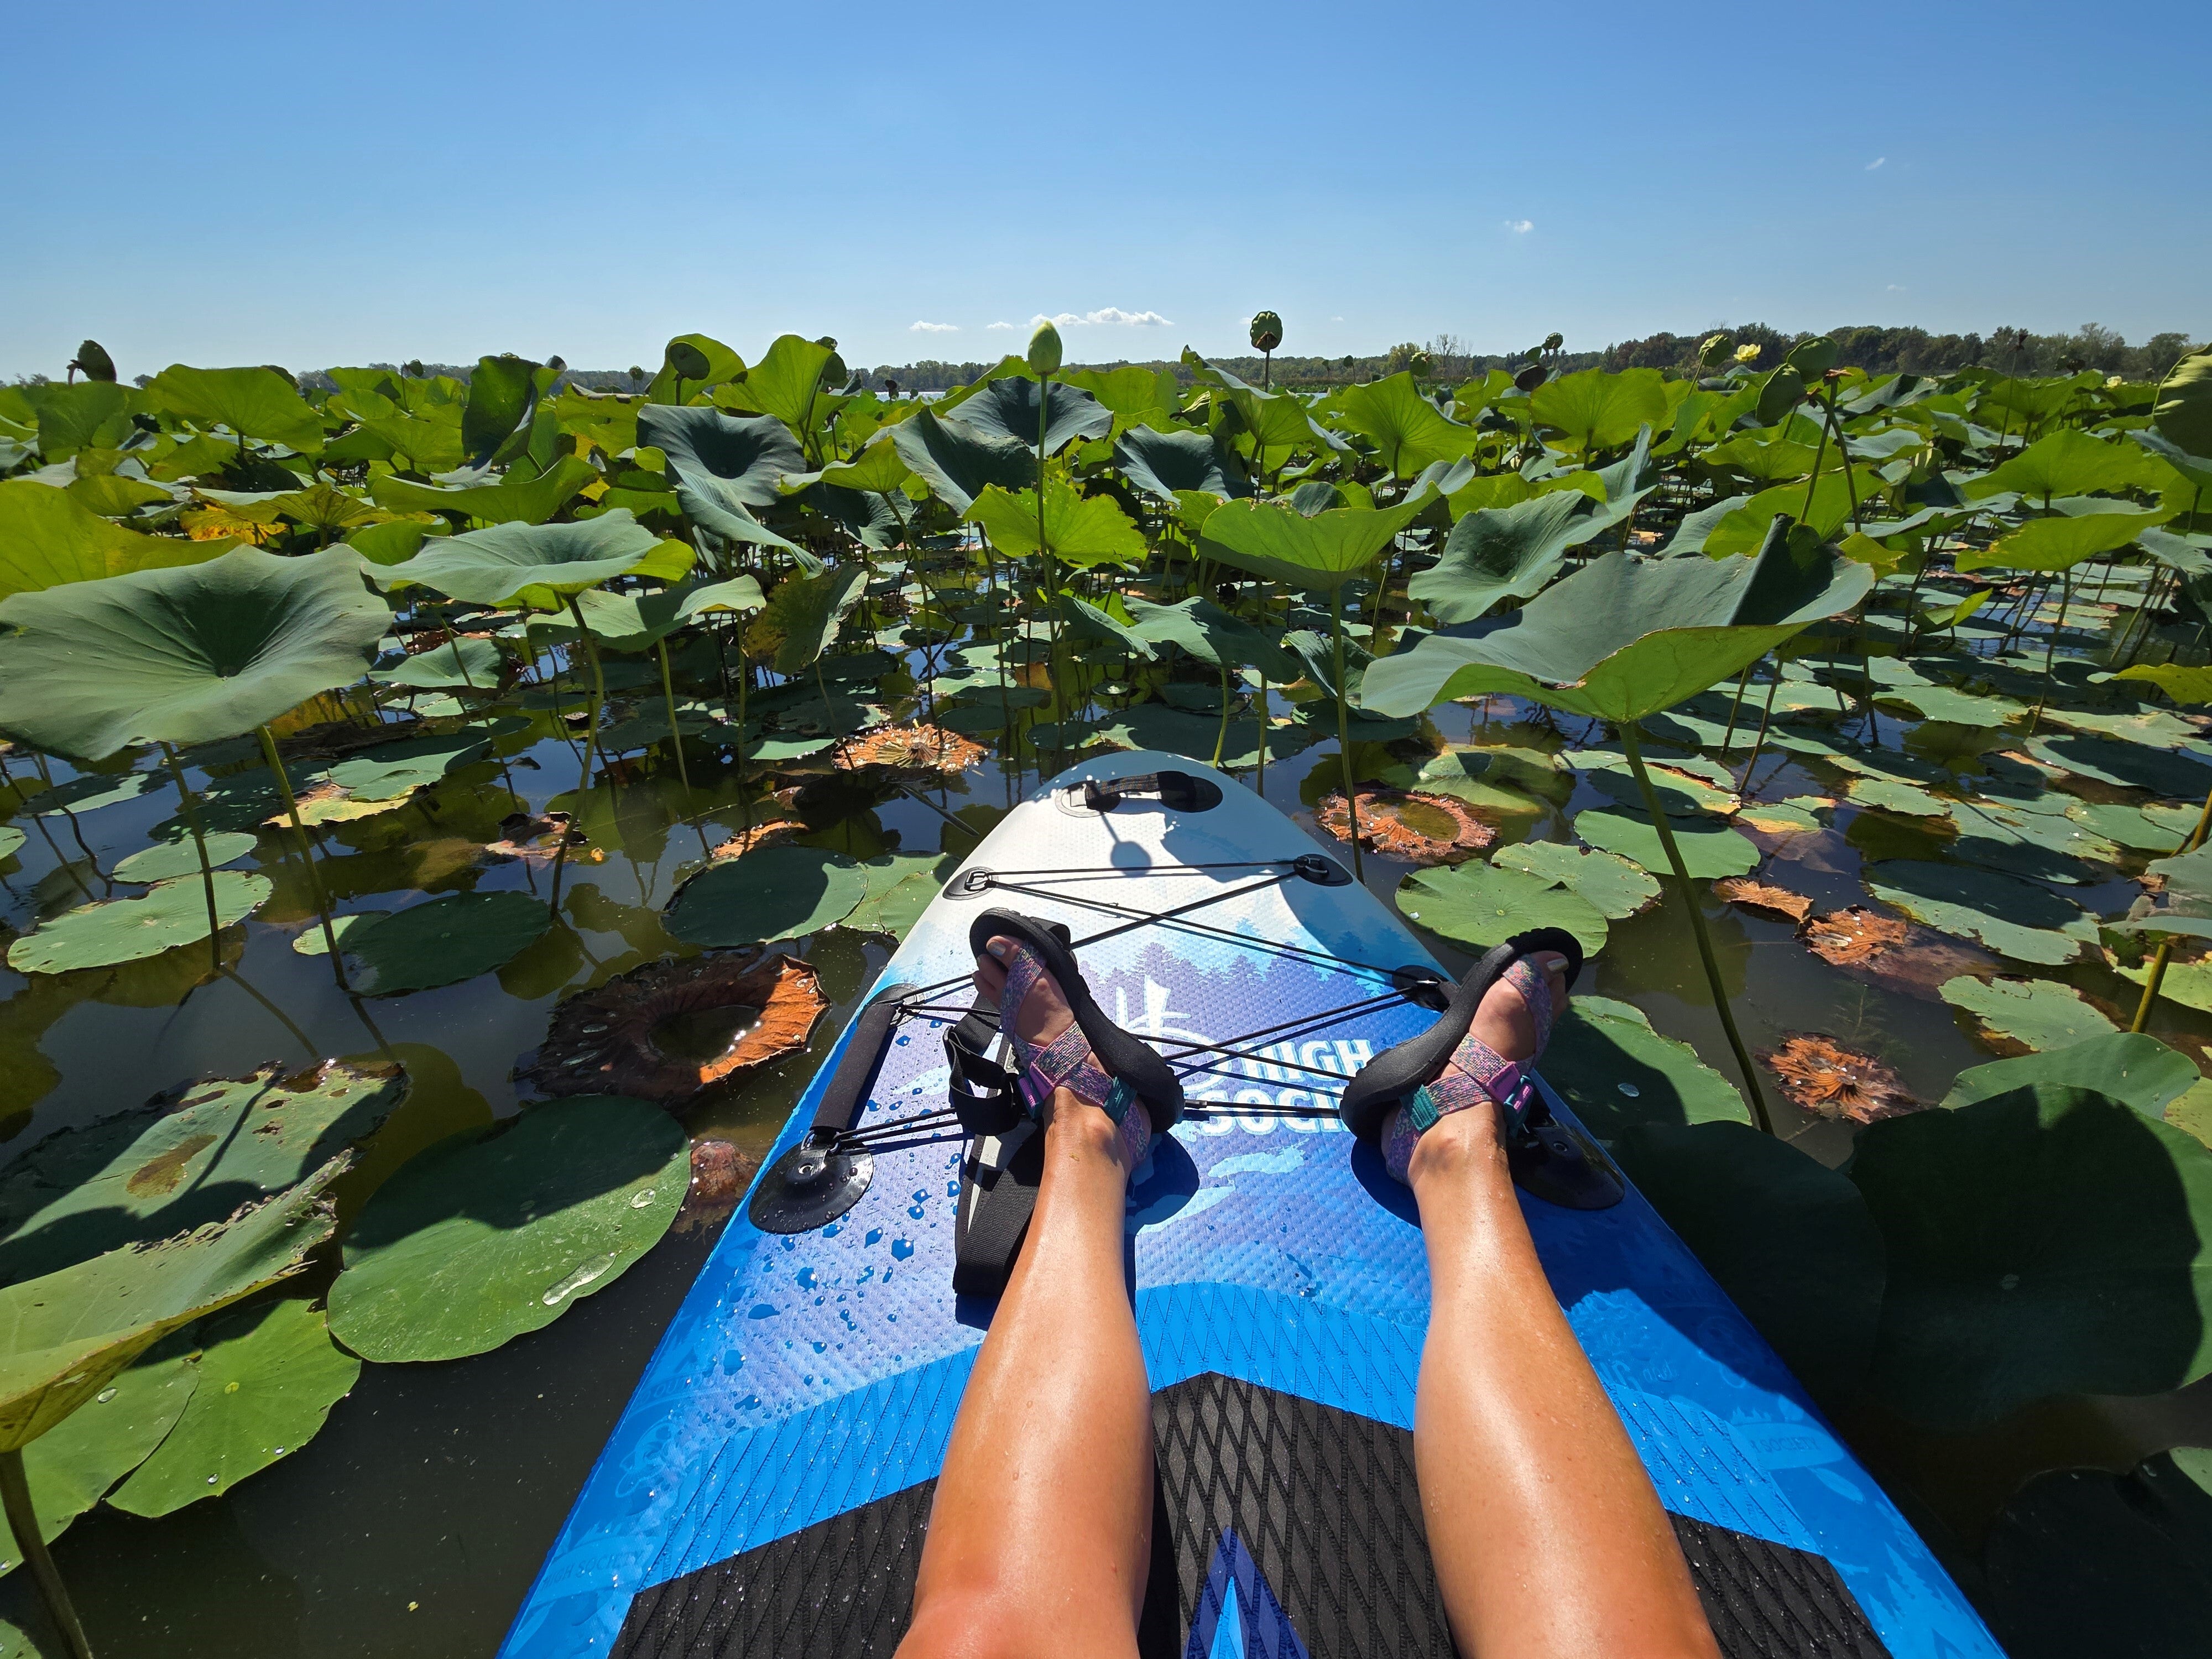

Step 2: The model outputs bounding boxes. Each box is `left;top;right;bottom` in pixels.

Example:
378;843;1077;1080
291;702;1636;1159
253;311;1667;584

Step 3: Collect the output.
1406;959;1719;1659
898;941;1151;1659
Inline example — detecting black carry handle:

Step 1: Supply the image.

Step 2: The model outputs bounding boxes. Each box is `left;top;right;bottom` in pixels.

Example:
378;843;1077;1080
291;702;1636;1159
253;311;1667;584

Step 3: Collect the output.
1078;770;1222;814
803;983;909;1147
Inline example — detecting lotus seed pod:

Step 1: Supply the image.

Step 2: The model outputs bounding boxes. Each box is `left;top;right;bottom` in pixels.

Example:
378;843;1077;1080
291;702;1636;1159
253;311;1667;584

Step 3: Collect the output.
1249;311;1283;353
664;340;711;381
628;366;645;383
1542;332;1564;352
547;355;567;374
404;359;425;378
1512;363;1547;393
68;340;116;382
1026;320;1063;377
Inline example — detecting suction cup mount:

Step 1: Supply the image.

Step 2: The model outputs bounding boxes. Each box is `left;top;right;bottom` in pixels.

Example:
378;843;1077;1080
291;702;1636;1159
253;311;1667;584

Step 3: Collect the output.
1504;1104;1623;1210
749;1129;874;1233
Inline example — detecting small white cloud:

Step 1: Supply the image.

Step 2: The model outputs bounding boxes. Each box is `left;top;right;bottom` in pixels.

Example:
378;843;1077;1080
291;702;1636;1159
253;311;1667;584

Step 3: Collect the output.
985;320;1016;330
909;320;959;333
1331;316;1344;322
1866;156;1886;170
1886;284;1907;292
1503;218;1533;233
1029;307;1173;328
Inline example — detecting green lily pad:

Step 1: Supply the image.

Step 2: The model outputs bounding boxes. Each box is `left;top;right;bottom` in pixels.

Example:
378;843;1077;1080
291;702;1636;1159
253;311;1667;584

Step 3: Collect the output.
1939;975;2120;1051
1847;777;1953;819
2065;800;2185;852
0;1180;337;1454
317;732;489;797
1611;1121;1884;1411
2026;732;2212;796
112;832;258;883
109;1298;360;1515
290;910;386;957
1410;751;1550;815
341;891;552;995
0;827;20;863
1538;995;1750;1139
1940;1031;2201;1120
5;872;270;975
1396;861;1609;957
326;1096;686;1364
1851;1083;2212;1427
1571;808;1759;880
0;546;389;761
842;853;947;940
0;1338;196;1568
0;1058;406;1286
1491;842;1660;920
1584;766;1733;816
1864;862;2095;964
664;845;867;947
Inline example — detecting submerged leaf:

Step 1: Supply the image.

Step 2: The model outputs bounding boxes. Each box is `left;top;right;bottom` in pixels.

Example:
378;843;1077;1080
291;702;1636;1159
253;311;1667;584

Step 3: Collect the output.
664;845;868;946
1760;1034;1919;1122
326;1096;686;1364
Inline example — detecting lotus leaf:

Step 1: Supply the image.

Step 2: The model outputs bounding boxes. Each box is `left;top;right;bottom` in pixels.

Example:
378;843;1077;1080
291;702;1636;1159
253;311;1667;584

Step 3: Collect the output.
1333;372;1478;477
1538;994;1750;1138
758;564;866;675
1410;752;1548;816
1528;368;1667;453
639;405;805;546
1088;706;1317;770
374;512;666;611
144;366;323;453
664;846;867;946
1967;429;2157;503
569;577;765;653
1490;842;1661;919
319;732;490;797
1572;808;1758;880
370;636;503;690
886;408;1036;514
343;518;447;567
1408;492;1599;623
1940;974;2118;1051
1847;778;1953;818
1864;861;2093;963
340;891;552;995
730;335;838;436
109;1298;359;1514
1851;1083;2212;1427
0;545;387;760
0;479;227;603
0;1181;336;1453
1396;861;1609;957
0;1339;195;1565
460;355;554;466
327;1096;685;1364
843;852;948;940
1958;509;2161;573
938;376;1110;456
2026;731;2212;795
1611;1121;1884;1408
1198;493;1431;593
6;873;269;975
112;833;258;884
1061;366;1180;429
1941;1032;2199;1119
2064;800;2184;852
1364;524;1872;722
1124;597;1301;680
1113;426;1251;502
2153;345;2212;458
966;483;1146;570
34;382;134;460
369;455;598;526
648;333;744;402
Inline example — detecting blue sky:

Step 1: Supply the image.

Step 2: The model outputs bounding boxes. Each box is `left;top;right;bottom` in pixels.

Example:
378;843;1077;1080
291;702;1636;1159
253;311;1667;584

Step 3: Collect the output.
1;0;2201;379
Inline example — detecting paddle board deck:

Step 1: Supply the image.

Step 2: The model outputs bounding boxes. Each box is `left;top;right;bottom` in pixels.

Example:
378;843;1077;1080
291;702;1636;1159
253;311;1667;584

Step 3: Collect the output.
501;750;2000;1659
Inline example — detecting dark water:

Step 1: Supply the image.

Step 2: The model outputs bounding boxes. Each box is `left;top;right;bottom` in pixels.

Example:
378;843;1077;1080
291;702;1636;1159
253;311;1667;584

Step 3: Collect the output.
3;684;2209;1655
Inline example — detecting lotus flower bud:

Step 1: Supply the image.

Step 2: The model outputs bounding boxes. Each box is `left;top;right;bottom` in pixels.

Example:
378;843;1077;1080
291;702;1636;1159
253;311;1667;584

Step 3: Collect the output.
1249;311;1283;353
404;359;425;378
1698;334;1728;366
1026;320;1063;376
68;340;116;383
1409;349;1433;377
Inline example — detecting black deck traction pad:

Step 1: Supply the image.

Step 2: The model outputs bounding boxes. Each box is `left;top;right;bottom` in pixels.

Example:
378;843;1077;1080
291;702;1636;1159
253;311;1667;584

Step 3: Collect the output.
608;1373;1891;1658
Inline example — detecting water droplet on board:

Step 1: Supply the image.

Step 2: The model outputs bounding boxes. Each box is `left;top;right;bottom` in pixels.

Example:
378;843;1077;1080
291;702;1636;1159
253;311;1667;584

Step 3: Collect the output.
890;1238;914;1260
1617;1082;1641;1098
542;1252;619;1306
2000;1273;2021;1291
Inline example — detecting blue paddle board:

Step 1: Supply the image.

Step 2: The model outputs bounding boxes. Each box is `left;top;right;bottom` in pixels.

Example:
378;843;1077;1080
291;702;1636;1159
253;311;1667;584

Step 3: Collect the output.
502;750;2002;1659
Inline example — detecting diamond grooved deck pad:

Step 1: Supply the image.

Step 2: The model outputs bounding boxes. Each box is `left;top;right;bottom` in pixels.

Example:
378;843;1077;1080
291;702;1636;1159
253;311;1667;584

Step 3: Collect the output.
502;753;2000;1659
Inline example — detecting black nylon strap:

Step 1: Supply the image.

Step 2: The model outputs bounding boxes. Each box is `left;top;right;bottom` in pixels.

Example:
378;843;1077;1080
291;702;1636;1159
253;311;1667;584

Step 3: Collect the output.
952;1128;1045;1300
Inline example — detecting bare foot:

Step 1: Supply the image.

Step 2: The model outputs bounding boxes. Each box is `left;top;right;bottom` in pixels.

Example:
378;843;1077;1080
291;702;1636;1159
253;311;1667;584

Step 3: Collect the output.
1402;952;1572;1185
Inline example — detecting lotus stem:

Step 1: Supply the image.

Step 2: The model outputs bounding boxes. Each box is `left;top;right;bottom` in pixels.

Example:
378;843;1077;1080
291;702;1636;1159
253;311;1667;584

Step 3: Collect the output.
551;598;609;916
257;726;346;984
1735;669;1783;791
1621;726;1773;1134
656;638;711;857
158;743;223;974
1212;658;1232;769
2027;570;2075;735
1330;587;1363;881
2130;780;2212;1032
1719;664;1754;752
2;1448;95;1659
